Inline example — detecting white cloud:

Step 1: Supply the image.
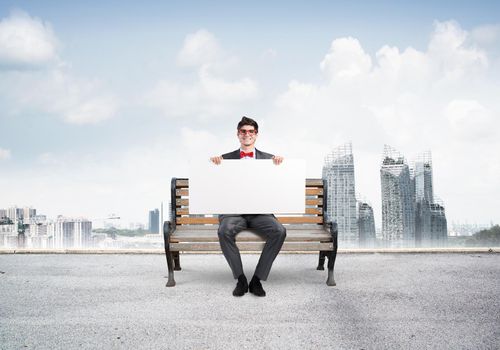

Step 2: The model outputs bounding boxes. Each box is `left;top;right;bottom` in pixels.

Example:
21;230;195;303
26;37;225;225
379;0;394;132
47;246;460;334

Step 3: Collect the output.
0;10;59;69
0;148;11;160
428;20;488;81
177;29;220;67
3;67;117;124
320;37;372;80
470;24;500;46
268;20;500;224
146;30;258;119
145;71;257;119
62;96;117;125
444;99;495;140
0;10;117;125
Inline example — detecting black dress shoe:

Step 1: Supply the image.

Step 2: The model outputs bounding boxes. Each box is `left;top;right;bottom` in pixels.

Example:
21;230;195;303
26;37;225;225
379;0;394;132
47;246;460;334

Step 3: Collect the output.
233;274;248;297
249;276;266;297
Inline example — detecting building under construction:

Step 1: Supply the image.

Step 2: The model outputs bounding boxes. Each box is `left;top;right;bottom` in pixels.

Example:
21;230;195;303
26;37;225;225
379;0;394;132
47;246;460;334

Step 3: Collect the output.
412;152;447;247
322;142;358;243
380;145;415;246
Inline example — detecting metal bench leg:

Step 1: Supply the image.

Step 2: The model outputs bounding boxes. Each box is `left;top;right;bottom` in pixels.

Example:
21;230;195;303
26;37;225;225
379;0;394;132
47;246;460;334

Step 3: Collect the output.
173;251;181;271
326;222;338;286
163;221;176;287
317;251;326;270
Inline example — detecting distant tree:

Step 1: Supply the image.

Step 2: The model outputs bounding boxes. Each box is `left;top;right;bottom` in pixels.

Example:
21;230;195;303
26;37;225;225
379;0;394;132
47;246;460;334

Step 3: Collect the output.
466;225;500;247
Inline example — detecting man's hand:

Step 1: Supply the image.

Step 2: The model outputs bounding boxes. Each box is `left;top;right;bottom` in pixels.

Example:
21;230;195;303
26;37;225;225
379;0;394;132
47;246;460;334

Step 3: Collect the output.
210;156;223;165
272;155;284;165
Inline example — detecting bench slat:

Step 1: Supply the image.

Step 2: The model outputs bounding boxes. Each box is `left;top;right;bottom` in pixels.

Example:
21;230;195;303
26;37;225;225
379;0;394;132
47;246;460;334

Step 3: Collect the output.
306;188;323;196
176;198;323;207
306;199;323;206
175;178;324;188
176;188;323;197
170;231;332;242
176;207;322;216
170;242;334;251
172;224;327;231
176;216;323;225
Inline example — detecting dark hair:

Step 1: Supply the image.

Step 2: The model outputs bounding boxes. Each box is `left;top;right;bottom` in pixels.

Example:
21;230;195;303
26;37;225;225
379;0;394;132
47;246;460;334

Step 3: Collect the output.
237;116;258;132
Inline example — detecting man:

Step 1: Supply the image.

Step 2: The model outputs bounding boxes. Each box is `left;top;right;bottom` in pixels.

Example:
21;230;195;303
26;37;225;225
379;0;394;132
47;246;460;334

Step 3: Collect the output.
210;116;286;297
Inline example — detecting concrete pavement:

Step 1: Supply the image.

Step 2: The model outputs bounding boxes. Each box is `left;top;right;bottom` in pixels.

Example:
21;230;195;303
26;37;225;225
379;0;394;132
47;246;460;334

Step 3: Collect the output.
0;253;499;349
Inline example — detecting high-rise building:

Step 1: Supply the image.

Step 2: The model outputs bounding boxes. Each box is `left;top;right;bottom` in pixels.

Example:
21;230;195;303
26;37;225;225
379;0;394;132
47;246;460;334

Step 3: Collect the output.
358;201;376;247
149;209;160;234
412;152;433;245
0;220;17;248
5;206;36;222
412;152;448;247
23;207;36;221
430;200;447;246
413;152;433;203
7;207;23;221
48;217;92;249
323;142;358;243
380;145;415;246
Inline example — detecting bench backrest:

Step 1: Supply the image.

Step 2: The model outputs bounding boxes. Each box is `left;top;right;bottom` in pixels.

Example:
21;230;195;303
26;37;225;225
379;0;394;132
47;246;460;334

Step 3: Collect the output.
170;178;326;230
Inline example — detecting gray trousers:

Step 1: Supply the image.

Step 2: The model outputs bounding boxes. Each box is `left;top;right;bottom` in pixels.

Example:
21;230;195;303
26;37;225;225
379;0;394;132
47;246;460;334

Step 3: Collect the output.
218;214;286;281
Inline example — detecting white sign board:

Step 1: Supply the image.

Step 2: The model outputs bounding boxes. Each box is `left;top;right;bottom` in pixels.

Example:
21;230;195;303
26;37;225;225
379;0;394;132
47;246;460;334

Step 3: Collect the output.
189;159;306;214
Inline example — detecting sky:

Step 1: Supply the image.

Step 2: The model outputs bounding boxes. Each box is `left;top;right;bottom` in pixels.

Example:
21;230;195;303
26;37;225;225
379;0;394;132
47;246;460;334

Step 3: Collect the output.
0;0;499;228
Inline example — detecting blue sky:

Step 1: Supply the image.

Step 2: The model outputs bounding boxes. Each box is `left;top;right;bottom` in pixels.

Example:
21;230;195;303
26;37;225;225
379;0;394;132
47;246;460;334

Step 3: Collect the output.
1;1;499;227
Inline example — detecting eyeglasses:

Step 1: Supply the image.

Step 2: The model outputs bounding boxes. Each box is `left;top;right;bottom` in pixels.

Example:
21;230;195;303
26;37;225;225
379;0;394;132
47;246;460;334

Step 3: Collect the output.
238;129;257;135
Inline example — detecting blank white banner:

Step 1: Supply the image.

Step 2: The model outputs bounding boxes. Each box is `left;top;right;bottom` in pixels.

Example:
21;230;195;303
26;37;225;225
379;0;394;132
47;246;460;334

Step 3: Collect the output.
189;159;306;214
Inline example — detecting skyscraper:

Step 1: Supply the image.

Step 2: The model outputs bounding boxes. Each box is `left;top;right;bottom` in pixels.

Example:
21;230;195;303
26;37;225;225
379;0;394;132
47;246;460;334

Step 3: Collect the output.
412;152;448;247
413;152;433;245
5;206;36;222
430;200;448;245
48;217;92;249
380;145;415;246
413;152;433;203
149;209;160;234
358;201;376;247
323;142;358;243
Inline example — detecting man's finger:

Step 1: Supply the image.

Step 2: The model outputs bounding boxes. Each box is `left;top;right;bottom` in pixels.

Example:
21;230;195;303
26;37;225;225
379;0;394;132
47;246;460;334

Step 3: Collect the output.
272;156;283;165
210;156;222;165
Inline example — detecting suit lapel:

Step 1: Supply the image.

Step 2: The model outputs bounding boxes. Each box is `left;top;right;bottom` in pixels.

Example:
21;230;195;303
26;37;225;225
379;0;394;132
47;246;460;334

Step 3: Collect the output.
255;148;262;159
227;150;240;159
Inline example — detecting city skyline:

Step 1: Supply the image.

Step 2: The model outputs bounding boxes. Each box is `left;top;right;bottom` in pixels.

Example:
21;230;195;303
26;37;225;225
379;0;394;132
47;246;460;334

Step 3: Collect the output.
1;1;499;226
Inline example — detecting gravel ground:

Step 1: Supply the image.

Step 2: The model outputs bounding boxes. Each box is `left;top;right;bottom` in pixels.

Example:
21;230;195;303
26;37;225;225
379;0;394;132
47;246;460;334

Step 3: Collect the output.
0;253;499;349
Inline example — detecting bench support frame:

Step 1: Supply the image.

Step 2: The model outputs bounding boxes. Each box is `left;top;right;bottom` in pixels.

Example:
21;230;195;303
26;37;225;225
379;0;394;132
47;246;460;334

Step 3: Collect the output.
326;222;338;286
163;221;176;287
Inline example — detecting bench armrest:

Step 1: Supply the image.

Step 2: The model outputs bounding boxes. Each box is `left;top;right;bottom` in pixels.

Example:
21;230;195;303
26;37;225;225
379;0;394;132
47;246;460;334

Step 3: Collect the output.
163;220;175;239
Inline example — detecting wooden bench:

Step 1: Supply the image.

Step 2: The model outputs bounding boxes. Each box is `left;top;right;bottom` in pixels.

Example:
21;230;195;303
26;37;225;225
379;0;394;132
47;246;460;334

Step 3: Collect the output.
162;178;338;287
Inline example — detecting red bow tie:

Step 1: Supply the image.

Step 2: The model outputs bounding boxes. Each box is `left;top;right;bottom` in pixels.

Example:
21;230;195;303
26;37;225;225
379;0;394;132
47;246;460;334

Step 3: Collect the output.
240;151;254;158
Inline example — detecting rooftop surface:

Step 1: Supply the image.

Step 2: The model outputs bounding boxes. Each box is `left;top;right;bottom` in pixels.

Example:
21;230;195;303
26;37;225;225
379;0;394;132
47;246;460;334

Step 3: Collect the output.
1;253;499;349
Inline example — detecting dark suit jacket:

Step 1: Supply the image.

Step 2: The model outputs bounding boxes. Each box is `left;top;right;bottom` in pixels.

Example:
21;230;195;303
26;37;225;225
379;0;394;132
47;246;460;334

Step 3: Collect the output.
222;149;274;160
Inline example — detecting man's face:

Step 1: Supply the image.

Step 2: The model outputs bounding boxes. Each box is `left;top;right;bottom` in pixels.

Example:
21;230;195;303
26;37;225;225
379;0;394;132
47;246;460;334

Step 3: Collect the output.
237;125;258;148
